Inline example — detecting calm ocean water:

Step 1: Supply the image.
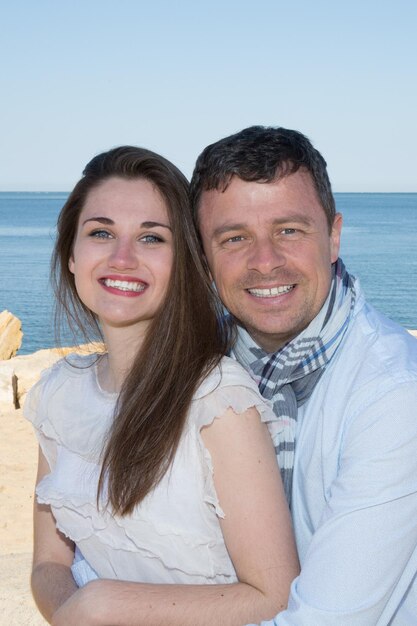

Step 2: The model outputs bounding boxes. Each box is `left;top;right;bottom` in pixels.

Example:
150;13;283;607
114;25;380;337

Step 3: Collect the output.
0;192;416;355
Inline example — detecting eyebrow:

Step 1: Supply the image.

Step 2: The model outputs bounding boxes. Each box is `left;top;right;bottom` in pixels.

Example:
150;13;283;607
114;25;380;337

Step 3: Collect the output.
212;222;247;238
82;217;172;230
212;213;313;238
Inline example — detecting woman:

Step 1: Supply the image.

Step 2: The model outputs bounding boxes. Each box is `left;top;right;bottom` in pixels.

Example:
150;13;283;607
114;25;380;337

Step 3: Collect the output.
25;146;299;626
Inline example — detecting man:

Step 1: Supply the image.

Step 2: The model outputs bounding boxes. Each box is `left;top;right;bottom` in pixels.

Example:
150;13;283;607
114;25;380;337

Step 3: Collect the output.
190;125;417;625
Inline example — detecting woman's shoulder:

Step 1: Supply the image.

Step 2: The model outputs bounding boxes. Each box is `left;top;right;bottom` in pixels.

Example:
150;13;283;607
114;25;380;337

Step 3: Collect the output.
24;352;104;424
37;350;100;375
24;351;113;461
57;351;103;374
34;351;101;390
190;356;276;429
194;356;262;399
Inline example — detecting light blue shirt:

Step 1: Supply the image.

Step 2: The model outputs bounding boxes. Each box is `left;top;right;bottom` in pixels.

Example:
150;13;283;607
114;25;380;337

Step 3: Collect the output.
248;292;417;625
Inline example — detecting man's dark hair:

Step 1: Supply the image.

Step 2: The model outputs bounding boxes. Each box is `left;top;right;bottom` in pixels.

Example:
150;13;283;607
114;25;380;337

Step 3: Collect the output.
190;125;336;231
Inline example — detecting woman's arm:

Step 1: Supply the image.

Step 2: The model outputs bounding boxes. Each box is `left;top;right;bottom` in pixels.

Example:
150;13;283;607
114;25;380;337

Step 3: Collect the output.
52;406;299;626
31;447;78;623
202;406;299;615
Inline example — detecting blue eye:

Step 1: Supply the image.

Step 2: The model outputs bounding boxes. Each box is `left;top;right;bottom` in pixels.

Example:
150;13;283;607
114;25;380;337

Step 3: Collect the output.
141;234;164;243
90;229;112;239
282;228;297;235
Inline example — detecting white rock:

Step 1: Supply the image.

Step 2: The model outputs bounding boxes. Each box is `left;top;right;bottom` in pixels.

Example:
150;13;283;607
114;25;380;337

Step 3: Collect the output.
0;310;23;360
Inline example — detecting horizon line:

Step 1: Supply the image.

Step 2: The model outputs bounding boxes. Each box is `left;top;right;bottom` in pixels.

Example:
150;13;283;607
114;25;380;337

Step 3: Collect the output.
0;189;416;195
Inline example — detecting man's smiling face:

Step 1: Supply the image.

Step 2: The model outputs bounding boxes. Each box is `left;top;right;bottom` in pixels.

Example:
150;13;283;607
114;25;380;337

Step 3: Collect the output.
198;170;342;353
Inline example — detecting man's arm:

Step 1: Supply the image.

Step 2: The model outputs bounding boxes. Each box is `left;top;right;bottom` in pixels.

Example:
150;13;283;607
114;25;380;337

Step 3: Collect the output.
253;381;417;625
52;406;299;626
31;447;78;622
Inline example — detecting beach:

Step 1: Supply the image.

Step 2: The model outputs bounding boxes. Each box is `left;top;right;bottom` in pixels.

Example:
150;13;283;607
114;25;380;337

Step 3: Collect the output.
0;407;47;625
0;343;103;625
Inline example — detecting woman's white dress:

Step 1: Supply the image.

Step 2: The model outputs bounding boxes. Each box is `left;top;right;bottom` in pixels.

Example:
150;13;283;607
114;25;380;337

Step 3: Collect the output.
25;353;282;585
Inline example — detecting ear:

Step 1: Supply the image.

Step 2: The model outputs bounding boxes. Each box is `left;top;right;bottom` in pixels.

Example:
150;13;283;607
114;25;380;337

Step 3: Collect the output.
330;213;343;263
68;255;75;275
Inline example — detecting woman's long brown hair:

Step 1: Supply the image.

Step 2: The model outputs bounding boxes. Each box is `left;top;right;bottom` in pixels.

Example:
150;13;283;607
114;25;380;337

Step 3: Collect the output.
51;146;229;515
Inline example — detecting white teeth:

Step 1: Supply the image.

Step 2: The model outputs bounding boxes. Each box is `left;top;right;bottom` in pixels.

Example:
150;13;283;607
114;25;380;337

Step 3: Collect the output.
248;285;294;298
103;279;146;292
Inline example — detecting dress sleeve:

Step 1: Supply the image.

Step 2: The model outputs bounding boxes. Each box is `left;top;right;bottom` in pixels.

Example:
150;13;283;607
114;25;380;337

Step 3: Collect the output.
23;360;65;471
192;358;283;518
193;357;279;429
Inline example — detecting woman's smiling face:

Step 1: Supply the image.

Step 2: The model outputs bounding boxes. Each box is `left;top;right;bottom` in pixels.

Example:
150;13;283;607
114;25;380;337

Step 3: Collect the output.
69;176;173;341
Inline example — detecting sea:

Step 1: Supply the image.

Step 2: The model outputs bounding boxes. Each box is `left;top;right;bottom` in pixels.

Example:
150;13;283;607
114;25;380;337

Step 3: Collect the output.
0;192;416;355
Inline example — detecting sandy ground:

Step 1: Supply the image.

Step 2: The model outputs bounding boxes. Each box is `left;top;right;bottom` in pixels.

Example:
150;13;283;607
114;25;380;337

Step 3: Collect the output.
0;406;47;625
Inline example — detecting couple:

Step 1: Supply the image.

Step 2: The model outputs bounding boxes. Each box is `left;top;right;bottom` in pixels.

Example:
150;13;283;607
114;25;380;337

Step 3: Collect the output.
26;126;417;625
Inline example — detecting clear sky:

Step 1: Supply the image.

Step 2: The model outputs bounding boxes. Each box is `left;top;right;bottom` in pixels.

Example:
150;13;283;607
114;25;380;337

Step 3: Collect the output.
1;0;416;191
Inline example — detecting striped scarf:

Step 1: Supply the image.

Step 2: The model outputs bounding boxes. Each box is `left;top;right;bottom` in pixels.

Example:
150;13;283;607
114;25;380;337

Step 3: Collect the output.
231;259;357;507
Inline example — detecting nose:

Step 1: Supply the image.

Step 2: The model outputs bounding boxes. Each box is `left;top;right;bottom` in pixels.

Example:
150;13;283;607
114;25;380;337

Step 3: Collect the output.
247;237;286;274
108;237;138;270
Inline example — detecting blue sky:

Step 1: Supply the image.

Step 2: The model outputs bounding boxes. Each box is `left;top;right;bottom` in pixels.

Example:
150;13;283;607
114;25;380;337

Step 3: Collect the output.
1;0;416;191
